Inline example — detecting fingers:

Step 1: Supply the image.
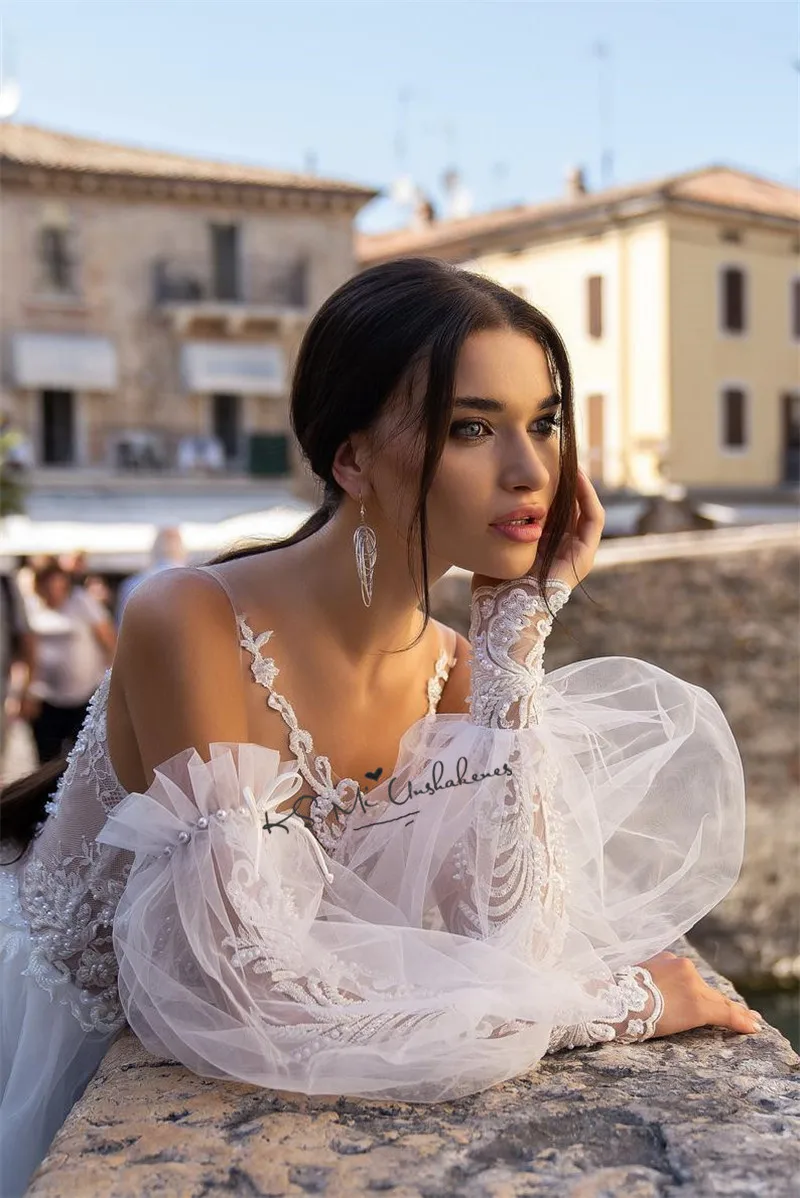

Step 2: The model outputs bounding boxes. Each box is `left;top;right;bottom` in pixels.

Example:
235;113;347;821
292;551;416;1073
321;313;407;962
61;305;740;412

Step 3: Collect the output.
703;982;764;1035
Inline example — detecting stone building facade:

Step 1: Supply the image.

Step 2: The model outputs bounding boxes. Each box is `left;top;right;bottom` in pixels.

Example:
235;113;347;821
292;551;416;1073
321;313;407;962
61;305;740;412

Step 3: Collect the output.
359;166;800;494
0;123;377;481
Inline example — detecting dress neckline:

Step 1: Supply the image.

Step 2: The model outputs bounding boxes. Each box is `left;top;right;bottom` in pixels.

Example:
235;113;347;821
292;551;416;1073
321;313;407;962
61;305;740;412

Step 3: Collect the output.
235;611;455;794
196;564;457;853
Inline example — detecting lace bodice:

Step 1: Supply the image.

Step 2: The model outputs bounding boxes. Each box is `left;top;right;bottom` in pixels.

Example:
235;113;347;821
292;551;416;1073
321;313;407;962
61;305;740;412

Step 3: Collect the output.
236;609;456;855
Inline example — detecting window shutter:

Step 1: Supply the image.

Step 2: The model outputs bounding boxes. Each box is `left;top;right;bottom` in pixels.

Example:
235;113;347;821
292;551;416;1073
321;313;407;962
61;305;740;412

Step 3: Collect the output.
587;276;603;338
722;268;746;333
723;388;746;447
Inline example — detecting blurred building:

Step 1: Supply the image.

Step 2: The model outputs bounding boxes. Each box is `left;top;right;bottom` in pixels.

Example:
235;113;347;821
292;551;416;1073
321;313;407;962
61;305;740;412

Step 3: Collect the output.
359;165;800;493
0;123;377;481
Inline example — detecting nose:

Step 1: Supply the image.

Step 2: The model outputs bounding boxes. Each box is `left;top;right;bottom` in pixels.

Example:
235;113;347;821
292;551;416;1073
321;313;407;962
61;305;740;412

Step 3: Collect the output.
498;431;554;493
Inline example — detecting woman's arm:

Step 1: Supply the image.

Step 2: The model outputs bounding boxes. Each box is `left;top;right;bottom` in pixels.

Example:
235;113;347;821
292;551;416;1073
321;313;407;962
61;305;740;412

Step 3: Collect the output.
433;575;666;1049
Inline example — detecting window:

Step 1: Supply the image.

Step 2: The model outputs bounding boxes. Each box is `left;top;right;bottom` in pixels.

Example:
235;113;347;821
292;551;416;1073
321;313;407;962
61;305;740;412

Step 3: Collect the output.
720;267;746;334
791;277;800;341
587;275;603;338
210;224;240;301
721;386;748;450
39;227;74;292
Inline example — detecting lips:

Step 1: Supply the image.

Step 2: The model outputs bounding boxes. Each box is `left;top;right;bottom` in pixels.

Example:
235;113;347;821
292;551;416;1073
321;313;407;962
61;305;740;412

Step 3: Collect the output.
491;505;547;526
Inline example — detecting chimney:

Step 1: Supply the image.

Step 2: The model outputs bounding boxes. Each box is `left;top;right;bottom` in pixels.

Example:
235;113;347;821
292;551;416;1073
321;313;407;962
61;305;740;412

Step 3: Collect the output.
566;166;588;200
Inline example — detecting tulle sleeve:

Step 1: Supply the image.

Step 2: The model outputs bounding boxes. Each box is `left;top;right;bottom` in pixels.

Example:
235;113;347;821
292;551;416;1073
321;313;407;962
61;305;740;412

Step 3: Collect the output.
428;574;744;1049
97;742;577;1103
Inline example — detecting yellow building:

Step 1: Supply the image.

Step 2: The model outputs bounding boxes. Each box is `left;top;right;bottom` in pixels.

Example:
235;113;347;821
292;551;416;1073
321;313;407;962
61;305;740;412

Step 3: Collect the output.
359;166;800;493
0;123;376;479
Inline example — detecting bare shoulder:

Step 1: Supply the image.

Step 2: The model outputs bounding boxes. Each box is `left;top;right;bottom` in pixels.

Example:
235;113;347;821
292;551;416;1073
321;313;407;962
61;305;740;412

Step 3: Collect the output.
111;566;250;788
434;624;472;715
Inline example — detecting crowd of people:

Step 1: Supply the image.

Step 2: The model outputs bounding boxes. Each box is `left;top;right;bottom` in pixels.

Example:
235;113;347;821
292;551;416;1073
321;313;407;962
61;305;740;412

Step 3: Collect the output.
0;528;187;780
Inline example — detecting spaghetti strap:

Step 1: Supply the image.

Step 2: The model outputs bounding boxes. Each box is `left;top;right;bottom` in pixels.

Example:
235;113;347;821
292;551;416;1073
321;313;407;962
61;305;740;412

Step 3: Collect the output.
191;565;242;634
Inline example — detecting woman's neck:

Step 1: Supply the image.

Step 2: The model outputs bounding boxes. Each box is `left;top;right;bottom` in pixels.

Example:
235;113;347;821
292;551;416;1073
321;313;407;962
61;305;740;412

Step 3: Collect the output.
263;512;450;674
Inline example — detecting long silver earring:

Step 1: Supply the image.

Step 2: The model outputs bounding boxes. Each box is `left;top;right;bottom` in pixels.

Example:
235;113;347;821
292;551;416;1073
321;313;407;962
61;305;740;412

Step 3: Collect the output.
353;494;377;608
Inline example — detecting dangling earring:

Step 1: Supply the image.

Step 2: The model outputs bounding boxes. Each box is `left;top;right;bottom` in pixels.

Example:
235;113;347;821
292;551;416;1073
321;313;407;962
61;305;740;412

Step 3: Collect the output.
353;493;377;608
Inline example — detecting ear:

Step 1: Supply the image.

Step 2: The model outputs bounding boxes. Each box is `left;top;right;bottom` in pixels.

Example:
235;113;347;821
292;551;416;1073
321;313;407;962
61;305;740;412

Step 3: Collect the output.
331;432;372;500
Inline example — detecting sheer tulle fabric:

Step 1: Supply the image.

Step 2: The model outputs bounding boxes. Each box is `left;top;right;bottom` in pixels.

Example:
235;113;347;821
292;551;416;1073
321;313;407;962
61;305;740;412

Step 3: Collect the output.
97;654;744;1103
0;879;115;1198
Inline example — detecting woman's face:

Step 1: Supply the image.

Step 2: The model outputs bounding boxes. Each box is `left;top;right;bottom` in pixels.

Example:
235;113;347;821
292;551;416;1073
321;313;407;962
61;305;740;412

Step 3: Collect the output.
371;327;562;579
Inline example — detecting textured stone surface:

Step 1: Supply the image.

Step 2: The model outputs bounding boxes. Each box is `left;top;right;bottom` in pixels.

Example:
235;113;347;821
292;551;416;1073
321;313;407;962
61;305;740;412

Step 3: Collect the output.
26;941;800;1198
433;526;800;989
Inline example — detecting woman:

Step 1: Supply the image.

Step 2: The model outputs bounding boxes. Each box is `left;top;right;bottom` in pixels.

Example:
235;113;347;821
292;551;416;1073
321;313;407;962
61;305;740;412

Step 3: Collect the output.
0;259;756;1197
24;561;117;764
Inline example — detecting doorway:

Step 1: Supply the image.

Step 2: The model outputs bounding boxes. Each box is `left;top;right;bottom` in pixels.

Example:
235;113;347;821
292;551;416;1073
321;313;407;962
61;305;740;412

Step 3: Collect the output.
212;393;242;464
41;390;76;464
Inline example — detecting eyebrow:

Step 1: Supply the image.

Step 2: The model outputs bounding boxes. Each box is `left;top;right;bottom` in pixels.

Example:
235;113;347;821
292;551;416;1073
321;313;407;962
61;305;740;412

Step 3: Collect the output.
453;394;562;413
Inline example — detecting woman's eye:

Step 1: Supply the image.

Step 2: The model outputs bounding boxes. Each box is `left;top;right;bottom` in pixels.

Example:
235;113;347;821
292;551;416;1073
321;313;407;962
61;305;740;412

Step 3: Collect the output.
450;420;487;440
450;413;563;442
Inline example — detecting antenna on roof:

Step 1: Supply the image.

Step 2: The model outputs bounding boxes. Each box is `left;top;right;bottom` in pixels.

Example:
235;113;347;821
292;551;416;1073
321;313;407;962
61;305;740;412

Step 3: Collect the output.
0;25;21;120
592;40;614;188
389;87;421;223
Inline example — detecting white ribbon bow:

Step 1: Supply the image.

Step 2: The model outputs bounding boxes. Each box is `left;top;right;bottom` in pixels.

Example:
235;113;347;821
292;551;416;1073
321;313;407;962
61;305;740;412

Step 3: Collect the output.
241;771;334;883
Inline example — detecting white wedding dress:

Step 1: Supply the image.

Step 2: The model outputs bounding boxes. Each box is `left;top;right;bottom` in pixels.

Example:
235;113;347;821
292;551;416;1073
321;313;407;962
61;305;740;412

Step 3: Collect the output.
0;564;746;1196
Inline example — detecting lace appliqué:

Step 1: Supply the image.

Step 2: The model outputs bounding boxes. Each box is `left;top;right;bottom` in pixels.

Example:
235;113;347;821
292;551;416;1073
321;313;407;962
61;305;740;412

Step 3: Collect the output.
426;644;456;716
546;965;665;1051
43;670;127;820
237;616;362;856
16;672;132;1033
444;744;569;968
18;836;130;1033
220;846;444;1062
468;578;572;729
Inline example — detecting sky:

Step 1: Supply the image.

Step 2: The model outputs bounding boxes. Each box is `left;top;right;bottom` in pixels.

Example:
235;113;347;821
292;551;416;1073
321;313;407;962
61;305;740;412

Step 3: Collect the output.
0;0;797;232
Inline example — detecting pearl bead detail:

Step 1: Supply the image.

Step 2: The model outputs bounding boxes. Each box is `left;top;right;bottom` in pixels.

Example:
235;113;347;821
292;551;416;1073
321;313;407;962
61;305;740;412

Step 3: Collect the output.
177;830;191;844
197;816;209;829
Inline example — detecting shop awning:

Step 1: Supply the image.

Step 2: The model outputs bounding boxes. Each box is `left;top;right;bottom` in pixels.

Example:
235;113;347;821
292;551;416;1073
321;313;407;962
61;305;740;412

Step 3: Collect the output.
181;341;285;395
11;332;118;390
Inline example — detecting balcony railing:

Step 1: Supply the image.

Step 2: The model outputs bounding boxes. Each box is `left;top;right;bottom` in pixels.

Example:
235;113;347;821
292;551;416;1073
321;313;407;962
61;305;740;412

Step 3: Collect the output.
152;256;308;310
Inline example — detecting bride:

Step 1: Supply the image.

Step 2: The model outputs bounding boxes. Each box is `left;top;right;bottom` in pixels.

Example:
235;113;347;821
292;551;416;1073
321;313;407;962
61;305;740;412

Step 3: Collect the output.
0;257;758;1196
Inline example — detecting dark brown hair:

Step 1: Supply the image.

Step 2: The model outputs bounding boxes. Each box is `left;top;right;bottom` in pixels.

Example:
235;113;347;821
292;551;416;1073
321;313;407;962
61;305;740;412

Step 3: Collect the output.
1;257;579;853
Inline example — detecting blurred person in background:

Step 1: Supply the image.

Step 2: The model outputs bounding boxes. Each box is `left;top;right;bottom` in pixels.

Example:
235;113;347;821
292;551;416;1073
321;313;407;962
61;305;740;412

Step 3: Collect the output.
115;526;187;625
25;562;117;764
61;549;115;613
0;568;37;773
60;549;90;587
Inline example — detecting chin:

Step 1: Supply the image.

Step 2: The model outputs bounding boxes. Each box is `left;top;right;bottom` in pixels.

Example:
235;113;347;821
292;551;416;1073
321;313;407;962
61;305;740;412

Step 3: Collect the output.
460;543;539;579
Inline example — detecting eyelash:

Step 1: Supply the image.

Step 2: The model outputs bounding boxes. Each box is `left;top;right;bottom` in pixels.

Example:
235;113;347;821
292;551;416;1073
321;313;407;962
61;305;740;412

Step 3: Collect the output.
449;411;563;443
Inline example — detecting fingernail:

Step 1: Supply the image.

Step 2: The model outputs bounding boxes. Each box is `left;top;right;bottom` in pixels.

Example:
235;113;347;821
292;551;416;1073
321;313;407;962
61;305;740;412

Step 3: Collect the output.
748;1020;762;1032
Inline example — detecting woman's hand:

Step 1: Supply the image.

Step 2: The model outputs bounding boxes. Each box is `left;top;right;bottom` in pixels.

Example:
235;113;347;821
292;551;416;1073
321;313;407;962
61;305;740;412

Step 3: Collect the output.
472;469;605;594
640;950;764;1039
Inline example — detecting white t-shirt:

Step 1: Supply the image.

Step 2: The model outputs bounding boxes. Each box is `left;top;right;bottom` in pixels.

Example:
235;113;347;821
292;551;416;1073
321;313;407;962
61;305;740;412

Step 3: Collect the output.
30;587;110;707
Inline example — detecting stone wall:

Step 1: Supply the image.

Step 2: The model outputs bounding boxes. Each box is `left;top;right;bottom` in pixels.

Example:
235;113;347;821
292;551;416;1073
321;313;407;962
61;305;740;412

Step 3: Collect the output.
431;523;800;988
26;939;799;1198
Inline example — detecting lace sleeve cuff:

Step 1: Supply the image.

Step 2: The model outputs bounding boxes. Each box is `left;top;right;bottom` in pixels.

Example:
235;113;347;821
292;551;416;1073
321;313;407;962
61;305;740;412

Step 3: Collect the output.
546;965;665;1053
468;576;572;729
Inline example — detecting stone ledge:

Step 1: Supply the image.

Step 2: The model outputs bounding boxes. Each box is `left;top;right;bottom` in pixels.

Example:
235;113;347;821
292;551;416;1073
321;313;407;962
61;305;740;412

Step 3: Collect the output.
26;941;800;1198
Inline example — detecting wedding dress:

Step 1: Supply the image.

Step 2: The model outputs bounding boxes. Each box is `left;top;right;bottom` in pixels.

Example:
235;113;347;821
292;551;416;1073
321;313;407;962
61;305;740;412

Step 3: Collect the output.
0;564;746;1196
